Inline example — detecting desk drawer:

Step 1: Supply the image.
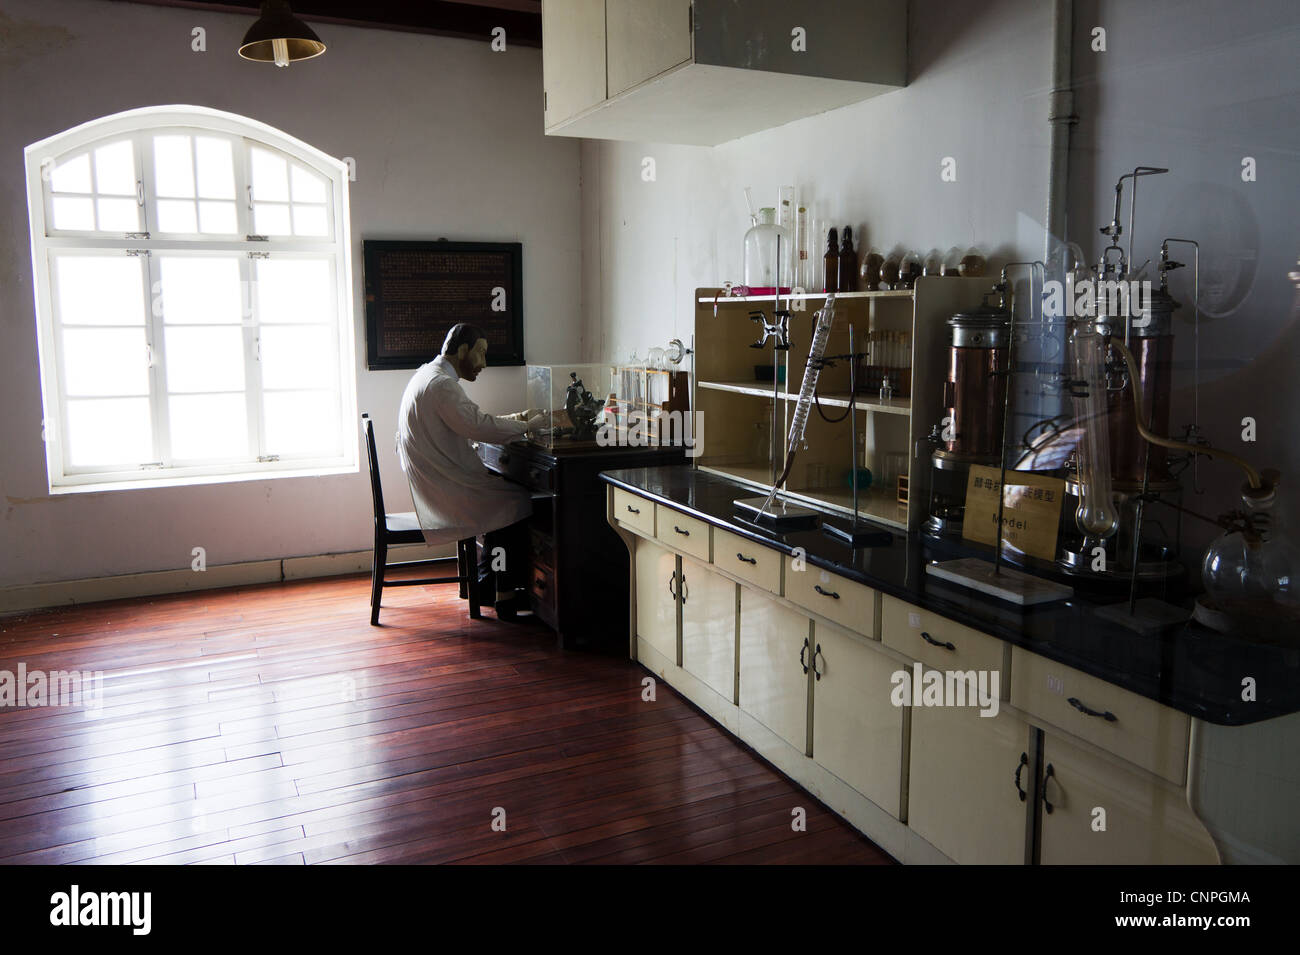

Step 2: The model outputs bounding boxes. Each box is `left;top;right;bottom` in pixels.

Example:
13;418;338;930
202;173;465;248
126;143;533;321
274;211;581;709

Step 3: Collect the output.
713;527;781;593
881;594;1007;677
1010;647;1189;785
613;488;654;535
482;443;553;491
784;559;876;637
654;505;711;561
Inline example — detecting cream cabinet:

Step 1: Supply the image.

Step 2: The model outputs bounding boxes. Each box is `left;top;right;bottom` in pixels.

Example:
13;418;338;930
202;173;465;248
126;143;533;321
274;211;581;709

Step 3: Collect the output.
680;558;738;701
540;0;607;128
908;703;1031;865
635;539;678;665
542;0;906;146
738;586;812;754
606;0;692;97
810;620;905;818
1039;733;1219;865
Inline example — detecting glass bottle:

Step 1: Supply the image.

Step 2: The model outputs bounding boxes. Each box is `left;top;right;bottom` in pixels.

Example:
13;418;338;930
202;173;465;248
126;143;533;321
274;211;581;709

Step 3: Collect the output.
823;227;840;293
743;207;792;294
839;226;859;292
860;248;884;291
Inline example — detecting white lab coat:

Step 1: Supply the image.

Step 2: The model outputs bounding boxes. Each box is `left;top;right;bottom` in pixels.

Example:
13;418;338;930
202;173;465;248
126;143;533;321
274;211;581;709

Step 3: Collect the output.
395;355;533;545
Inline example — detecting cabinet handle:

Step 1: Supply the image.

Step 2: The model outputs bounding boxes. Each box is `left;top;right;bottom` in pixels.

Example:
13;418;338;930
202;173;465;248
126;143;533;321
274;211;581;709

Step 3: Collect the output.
736;552;757;564
813;643;825;681
626;504;641;514
674;525;690;536
920;631;956;651
813;585;840;600
1041;763;1056;814
668;574;677;599
800;637;809;674
1013;752;1028;802
1067;697;1117;722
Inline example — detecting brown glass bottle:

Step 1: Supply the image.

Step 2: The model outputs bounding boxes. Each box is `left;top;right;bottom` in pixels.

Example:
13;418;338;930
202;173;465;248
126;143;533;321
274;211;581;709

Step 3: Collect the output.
838;226;859;292
823;227;839;293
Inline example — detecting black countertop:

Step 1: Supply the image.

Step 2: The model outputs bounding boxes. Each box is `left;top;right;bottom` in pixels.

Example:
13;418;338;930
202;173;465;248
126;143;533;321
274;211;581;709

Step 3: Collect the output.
600;466;1300;727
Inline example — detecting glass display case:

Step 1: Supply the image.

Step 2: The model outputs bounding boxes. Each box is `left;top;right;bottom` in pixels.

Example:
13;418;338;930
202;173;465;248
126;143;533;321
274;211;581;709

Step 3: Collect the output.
525;363;618;450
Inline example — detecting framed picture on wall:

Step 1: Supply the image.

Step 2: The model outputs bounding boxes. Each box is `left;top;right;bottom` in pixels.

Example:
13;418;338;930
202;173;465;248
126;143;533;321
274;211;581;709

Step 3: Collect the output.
362;239;524;369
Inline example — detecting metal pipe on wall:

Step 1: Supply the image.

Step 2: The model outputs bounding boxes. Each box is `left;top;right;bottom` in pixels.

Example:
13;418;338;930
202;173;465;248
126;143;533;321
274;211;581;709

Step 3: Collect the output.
1045;0;1076;262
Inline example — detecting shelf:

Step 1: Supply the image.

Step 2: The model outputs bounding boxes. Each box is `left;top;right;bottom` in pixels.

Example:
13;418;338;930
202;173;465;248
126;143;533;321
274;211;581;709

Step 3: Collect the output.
698;463;909;531
698;380;912;416
697;289;915;304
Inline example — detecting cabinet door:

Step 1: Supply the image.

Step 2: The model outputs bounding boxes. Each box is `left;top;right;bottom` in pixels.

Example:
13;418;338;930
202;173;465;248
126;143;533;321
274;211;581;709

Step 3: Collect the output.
909;703;1030;864
739;587;811;753
635;539;677;663
542;0;607;128
811;621;905;817
1040;734;1219;865
680;558;737;701
605;0;693;98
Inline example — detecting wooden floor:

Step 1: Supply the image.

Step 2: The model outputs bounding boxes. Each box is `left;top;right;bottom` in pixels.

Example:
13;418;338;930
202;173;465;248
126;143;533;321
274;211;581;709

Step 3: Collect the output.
0;570;893;865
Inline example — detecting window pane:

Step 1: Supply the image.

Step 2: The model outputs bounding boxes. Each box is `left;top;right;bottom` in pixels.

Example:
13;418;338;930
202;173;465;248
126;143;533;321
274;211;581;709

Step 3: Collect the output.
65;397;153;467
263;390;340;457
290;164;327;203
94;140;136;195
62;328;149;396
195;137;236;199
169;394;248;460
254;258;332;323
55;255;145;326
198;200;238;234
260;325;334;390
254;202;290;235
96;196;141;232
156;198;198;233
51;196;95;231
51;153;92;193
158;256;243;324
165;326;246;392
153;135;195;197
250;147;289;201
292;204;328;237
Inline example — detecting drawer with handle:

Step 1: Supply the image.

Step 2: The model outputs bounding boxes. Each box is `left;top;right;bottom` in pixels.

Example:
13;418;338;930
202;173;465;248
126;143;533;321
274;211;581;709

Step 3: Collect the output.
1010;646;1189;785
881;594;1008;678
654;505;711;561
783;557;876;638
713;527;781;593
612;488;654;535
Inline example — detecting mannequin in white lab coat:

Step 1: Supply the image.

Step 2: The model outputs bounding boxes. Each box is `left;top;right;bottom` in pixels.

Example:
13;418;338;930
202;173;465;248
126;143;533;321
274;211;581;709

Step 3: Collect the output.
396;323;546;618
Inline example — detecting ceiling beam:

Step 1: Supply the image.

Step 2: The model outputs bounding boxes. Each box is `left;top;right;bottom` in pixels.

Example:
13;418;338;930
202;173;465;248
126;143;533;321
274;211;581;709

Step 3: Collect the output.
105;0;542;47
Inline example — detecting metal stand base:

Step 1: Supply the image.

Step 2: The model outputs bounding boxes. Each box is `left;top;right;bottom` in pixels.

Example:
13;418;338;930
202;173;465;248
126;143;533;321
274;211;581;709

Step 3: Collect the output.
926;558;1072;606
733;495;821;531
1095;598;1188;634
823;518;893;547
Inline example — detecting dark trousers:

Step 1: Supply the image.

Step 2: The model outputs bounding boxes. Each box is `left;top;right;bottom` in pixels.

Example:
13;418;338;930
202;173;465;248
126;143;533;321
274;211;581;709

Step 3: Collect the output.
478;518;530;599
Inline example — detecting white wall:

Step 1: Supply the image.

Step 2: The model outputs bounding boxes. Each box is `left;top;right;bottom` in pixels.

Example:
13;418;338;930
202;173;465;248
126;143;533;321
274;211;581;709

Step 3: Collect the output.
579;0;1054;363
0;0;581;588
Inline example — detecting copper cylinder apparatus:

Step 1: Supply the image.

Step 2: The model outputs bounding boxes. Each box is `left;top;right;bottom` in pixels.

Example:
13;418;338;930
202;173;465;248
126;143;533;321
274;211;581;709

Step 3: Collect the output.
1105;288;1177;489
925;304;1011;536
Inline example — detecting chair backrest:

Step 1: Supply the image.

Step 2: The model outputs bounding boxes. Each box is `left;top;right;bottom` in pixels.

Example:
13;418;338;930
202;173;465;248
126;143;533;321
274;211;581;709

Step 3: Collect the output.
361;413;385;522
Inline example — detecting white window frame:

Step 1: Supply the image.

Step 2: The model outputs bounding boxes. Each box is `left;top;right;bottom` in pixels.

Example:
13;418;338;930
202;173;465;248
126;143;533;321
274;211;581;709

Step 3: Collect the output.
25;105;358;493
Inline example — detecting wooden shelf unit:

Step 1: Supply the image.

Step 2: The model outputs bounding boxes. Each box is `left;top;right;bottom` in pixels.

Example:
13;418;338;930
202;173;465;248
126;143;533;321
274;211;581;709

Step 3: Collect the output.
693;278;991;532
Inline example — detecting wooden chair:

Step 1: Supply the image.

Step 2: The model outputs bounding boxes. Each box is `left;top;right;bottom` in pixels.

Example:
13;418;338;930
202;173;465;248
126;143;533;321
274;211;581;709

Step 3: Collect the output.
362;414;479;625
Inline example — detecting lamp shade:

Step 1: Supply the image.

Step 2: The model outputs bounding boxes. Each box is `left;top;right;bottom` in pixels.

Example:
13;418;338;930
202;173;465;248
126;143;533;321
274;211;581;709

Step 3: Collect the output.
238;0;326;67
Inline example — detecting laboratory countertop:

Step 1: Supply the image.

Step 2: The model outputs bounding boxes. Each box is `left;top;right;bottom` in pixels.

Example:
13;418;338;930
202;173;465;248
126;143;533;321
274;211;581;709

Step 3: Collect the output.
599;465;1300;727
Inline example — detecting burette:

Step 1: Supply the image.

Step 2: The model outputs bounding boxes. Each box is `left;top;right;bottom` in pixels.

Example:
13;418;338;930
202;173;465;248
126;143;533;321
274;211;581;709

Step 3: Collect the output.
758;294;837;516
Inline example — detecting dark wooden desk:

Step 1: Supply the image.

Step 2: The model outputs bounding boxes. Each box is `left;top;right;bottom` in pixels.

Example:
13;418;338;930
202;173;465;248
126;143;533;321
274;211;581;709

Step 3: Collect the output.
477;438;684;653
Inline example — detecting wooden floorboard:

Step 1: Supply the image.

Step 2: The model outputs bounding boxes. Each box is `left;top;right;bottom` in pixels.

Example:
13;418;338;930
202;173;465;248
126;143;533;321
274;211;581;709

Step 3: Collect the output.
0;573;893;865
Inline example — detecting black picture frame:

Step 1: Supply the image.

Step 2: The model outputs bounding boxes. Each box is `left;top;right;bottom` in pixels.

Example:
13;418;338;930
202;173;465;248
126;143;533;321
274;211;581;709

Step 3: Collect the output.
362;239;524;369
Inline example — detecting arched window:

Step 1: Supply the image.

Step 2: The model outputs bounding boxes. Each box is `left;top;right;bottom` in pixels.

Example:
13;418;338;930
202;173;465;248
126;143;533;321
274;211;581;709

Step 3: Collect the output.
24;105;356;491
